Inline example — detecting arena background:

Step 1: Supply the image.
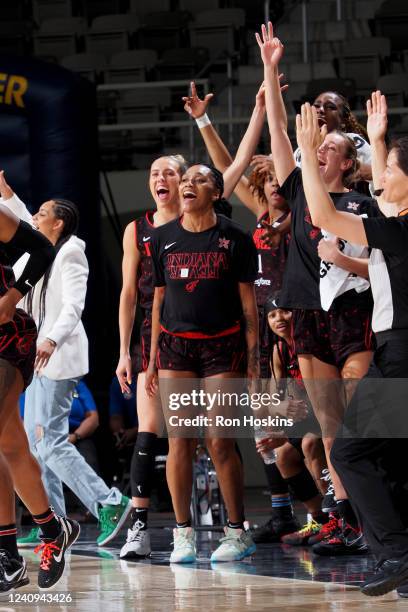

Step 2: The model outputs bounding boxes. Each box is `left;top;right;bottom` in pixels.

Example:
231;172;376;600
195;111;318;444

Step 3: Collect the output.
0;0;406;486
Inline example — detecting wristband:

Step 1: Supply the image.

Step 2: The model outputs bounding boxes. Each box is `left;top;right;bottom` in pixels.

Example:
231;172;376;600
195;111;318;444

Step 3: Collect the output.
195;113;211;129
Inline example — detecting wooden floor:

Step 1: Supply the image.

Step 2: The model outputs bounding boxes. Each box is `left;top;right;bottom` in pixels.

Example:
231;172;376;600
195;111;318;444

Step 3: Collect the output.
1;550;408;612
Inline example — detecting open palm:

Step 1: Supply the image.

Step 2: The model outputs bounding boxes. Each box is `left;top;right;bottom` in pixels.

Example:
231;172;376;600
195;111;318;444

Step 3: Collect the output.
366;90;387;143
255;22;284;67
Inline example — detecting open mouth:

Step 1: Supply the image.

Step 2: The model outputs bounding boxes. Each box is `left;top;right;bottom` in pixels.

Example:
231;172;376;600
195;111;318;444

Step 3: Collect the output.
318;158;326;168
317;116;326;127
182;190;196;201
156;187;169;201
275;322;287;331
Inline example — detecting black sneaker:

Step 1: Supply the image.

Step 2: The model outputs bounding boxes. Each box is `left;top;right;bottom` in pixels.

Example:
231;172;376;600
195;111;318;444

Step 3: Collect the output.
397;582;408;598
0;550;29;592
252;515;300;544
361;558;408;597
35;516;80;589
312;522;368;556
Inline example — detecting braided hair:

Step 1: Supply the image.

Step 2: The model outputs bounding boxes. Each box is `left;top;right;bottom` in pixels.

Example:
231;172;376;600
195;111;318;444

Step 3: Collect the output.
327;91;368;140
25;199;80;331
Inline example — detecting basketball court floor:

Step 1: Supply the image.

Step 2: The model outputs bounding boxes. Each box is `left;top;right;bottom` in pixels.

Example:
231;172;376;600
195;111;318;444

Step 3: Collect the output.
3;508;408;611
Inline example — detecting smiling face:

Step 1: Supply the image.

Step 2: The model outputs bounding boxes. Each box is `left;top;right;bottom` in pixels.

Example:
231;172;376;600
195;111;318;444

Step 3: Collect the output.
179;165;221;214
32;200;63;242
381;148;408;203
317;133;354;186
267;308;292;339
149;157;182;208
313;92;345;132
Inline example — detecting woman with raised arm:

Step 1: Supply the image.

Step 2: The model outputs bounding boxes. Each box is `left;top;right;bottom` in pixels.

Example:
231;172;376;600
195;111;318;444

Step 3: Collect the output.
296;94;408;598
257;22;380;555
293;90;372;187
146;164;258;564
183;83;313;545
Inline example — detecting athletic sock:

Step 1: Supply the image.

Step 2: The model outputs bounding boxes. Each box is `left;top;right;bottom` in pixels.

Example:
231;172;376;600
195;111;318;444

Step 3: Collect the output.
227;520;244;530
271;493;294;520
176;519;191;529
0;524;19;559
131;508;148;530
33;508;61;541
336;499;359;530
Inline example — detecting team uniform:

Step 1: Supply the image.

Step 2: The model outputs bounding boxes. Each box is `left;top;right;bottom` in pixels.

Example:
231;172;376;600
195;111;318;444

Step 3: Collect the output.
151;215;258;377
134;211;156;372
253;211;290;377
0;245;37;389
332;212;408;582
279;168;378;367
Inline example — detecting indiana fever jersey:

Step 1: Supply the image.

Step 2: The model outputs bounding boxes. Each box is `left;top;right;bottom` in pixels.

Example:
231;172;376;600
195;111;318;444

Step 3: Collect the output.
252;211;290;306
135;211;156;315
151;215;258;336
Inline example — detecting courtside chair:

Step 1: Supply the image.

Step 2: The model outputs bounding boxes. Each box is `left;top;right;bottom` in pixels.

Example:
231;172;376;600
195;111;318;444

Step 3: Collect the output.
189;9;245;60
61;52;107;82
33;0;72;23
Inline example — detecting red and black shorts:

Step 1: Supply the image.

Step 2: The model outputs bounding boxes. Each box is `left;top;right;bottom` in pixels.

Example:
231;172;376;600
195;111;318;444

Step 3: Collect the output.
0;309;37;390
292;306;373;369
138;315;152;373
156;328;246;378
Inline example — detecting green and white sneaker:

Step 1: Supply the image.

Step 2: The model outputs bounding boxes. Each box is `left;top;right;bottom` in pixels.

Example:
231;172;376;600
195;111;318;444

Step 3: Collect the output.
170;527;197;563
17;528;40;548
97;496;132;546
210;527;256;562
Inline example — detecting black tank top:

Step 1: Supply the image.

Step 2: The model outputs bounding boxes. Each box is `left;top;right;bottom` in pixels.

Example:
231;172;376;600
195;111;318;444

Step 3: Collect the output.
134;211;156;315
252;210;290;306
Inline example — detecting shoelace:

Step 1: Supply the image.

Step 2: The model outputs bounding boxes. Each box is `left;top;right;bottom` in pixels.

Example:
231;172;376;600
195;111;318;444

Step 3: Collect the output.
172;531;193;547
34;542;60;571
320;516;339;536
128;524;145;543
297;519;320;535
98;507;114;532
218;532;243;546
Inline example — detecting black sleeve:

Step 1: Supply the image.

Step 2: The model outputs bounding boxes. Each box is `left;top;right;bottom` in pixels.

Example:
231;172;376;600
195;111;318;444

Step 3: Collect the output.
362;216;408;256
150;236;165;287
277;167;303;209
7;220;55;296
234;231;258;283
359;196;380;218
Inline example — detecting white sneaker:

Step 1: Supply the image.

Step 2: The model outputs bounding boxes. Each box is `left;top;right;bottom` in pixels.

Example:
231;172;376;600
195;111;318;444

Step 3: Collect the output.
210;527;256;562
170;527;196;563
119;521;151;559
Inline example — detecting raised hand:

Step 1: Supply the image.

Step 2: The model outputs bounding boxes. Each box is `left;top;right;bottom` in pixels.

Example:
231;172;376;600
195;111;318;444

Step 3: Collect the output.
0;170;14;200
367;90;388;144
296;103;327;153
182;81;214;119
255;22;284;68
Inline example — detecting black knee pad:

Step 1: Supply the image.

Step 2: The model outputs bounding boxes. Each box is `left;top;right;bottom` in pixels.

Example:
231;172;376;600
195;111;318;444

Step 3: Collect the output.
130;432;157;498
284;467;319;502
264;462;289;495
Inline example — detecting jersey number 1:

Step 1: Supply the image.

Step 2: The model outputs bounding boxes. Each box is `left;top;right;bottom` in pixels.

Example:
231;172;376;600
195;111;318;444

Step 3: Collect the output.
258;253;263;274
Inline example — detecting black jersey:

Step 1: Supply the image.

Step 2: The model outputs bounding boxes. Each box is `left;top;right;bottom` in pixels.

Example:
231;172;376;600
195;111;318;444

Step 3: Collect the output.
278;168;379;310
151;215;258;336
363;213;408;333
252;210;290;306
135;211;156;314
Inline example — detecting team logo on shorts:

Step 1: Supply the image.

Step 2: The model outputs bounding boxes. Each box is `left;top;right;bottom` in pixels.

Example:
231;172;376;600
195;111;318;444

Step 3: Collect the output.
218;238;230;249
185;280;199;292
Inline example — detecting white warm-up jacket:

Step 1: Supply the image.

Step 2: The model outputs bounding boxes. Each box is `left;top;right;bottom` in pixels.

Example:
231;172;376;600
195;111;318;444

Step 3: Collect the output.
1;194;89;380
